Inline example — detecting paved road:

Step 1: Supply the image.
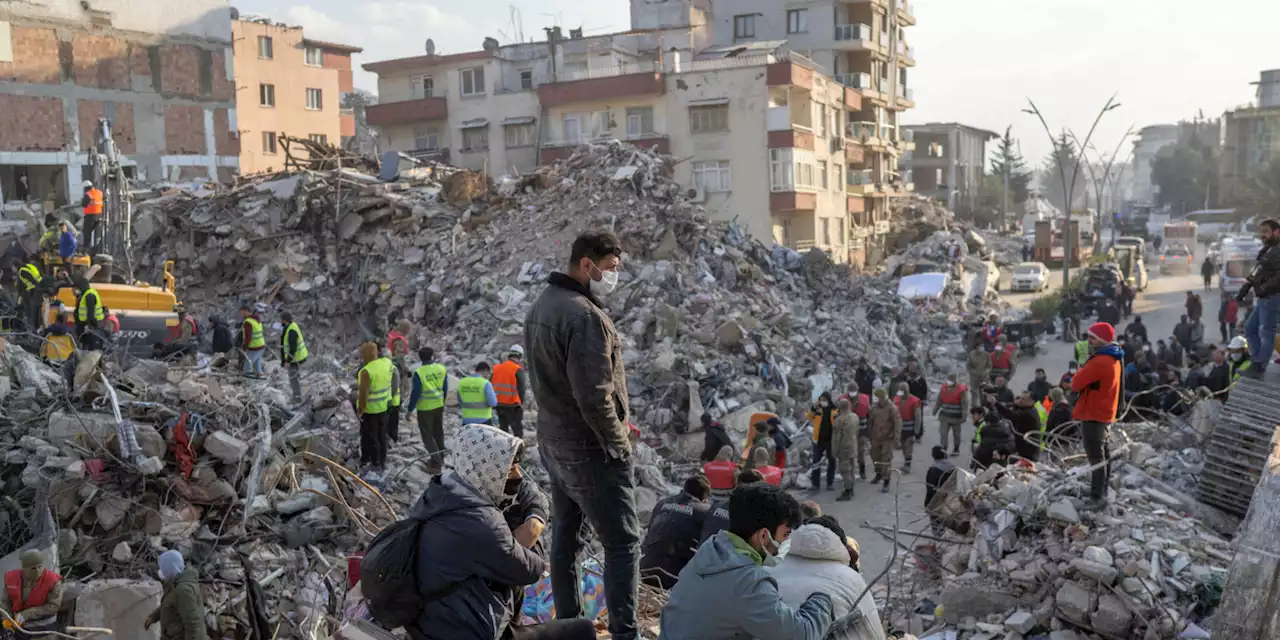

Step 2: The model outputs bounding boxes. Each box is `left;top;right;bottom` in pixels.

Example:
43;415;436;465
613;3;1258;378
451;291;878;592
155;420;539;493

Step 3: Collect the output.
814;259;1211;580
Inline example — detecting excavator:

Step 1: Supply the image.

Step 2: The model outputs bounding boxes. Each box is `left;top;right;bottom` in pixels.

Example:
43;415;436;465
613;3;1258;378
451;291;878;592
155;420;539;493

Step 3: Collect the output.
37;118;185;356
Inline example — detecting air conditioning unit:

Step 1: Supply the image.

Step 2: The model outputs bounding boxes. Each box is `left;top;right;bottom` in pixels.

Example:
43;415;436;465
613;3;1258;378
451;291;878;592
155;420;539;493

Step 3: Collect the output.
687;186;707;203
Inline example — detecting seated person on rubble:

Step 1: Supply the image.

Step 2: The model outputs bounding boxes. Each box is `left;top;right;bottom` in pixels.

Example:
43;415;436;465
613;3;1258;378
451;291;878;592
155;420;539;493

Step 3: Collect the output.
0;549;64;636
768;517;885;640
703;445;739;492
744;421;775;468
700;469;765;542
971;418;1017;471
407;424;595;640
660;483;835;640
750;447;784;486
38;312;76;363
700;413;735;463
641;475;713;590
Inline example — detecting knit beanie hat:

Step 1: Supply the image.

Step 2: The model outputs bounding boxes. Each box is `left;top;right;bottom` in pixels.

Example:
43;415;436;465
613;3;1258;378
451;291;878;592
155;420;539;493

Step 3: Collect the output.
1087;322;1115;343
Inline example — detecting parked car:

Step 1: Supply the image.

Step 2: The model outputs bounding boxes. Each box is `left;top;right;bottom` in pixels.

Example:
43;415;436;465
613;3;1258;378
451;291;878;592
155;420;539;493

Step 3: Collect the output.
1009;262;1051;292
1159;245;1195;275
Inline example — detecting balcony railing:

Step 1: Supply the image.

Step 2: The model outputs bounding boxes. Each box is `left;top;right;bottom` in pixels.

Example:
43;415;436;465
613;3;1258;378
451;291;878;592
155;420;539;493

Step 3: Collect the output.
899;0;915;20
834;23;872;42
897;41;914;60
898;86;914;101
835;72;873;90
847;169;873;186
559;61;657;82
767;106;791;132
848;122;879;142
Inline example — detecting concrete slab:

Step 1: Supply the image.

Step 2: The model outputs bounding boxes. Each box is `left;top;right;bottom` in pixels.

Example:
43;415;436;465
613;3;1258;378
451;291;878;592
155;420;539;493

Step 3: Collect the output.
73;579;162;640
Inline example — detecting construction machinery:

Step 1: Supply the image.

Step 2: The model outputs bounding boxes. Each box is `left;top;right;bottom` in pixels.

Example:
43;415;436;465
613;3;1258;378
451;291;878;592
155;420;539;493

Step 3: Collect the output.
38;119;185;355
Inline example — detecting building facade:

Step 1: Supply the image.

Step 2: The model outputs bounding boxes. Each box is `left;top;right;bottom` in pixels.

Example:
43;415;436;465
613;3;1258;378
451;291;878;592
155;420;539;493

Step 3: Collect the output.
1220;69;1280;205
0;0;238;205
231;18;361;174
903;122;996;213
1129;124;1179;206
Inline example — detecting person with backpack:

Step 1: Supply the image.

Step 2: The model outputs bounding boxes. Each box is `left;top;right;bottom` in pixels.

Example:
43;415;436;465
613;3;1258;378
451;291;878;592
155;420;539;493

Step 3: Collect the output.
371;424;595;640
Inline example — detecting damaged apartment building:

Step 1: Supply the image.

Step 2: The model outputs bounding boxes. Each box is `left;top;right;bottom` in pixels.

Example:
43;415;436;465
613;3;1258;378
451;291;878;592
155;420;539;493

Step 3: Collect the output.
0;0;238;206
363;0;917;268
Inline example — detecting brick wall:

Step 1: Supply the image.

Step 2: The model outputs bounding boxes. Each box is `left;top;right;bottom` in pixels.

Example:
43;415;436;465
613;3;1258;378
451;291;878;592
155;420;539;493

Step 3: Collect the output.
71;33;130;90
160;45;202;97
164;105;206;154
212;108;239;155
216;167;237;184
0;27;61;84
131;44;154;88
210;49;234;101
78;101;136;154
0;95;68;151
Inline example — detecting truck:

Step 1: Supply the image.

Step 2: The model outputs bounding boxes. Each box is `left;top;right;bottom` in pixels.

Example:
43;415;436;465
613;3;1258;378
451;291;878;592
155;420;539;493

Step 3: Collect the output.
1033;219;1093;267
1219;236;1264;295
1164;221;1198;251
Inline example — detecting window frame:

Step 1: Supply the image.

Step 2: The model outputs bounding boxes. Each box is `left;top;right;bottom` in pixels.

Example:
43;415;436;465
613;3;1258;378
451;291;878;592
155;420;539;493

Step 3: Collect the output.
689;104;729;134
563;114;583;143
305;87;323;111
304;46;323;67
259;83;275;107
818;160;828;190
504;123;536;148
257;36;273;60
411;75;436;99
459;66;486;97
692;160;733;193
262;131;277;154
733;14;756;40
519;69;533;90
786;9;808;34
461;126;489;152
626;107;654;138
308;133;328;146
413;126;440;150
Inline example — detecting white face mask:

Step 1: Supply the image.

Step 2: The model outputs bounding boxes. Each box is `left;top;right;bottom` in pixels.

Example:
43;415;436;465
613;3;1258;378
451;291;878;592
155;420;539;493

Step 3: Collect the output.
762;530;782;567
1230;353;1243;362
895;390;905;397
588;262;619;296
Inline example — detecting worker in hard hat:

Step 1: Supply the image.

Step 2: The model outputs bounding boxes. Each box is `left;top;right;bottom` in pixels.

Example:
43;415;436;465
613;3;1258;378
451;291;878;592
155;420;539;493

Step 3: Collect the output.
492;344;528;438
1228;336;1253;383
0;549;64;636
80;179;103;255
280;311;307;405
14;261;42;332
73;276;104;352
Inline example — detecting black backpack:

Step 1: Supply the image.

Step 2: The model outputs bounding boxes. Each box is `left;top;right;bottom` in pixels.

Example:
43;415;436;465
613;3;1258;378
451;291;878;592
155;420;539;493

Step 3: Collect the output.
362;516;427;628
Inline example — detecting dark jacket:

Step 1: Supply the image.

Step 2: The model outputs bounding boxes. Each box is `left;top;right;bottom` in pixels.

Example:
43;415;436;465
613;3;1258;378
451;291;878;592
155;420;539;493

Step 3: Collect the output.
210;317;233;354
641;491;712;588
906;374;929;403
925;459;956;508
993;402;1041;461
1026;378;1052;404
701;422;735;463
699;498;730;543
1097;304;1121;326
973;420;1017;469
1205;362;1231;397
524;273;630;458
159;567;207;640
1046;401;1073;435
1186;295;1203;320
990;385;1015;405
1124;321;1148;344
1251;243;1280;298
408;473;545;640
854;366;876;396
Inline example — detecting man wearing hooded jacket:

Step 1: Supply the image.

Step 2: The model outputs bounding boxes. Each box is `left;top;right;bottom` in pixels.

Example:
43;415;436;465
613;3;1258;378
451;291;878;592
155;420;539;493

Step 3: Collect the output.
1071;322;1124;510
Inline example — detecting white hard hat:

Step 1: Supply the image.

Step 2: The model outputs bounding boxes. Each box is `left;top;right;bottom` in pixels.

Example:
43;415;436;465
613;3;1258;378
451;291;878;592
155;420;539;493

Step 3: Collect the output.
1228;336;1249;350
81;180;93;189
509;344;524;356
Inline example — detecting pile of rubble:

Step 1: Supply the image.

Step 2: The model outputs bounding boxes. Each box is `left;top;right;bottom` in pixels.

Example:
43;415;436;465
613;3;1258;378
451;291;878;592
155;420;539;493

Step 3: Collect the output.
889;195;954;254
876;434;1235;640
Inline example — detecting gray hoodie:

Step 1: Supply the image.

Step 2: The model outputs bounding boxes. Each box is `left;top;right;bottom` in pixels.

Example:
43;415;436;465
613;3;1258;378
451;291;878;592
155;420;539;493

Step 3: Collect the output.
659;530;834;640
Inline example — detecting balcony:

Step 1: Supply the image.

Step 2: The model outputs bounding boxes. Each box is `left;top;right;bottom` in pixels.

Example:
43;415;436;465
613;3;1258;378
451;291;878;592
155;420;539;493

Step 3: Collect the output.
898;0;917;25
366;96;447;127
897;41;916;66
848;122;884;147
845;139;864;163
897;86;916;108
833;24;876;51
537;64;664;108
835;72;873;91
847;194;866;214
847;168;874;194
770;191;818;213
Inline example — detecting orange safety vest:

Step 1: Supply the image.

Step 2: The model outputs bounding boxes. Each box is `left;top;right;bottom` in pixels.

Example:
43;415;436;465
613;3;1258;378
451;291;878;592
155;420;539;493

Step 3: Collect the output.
387;329;409;357
704;460;737;490
103;314;120;334
4;568;61;612
990;348;1013;371
759;465;783;486
84;188;103;215
492;359;522;406
1042;398;1054;414
894;395;921;425
939;383;968;417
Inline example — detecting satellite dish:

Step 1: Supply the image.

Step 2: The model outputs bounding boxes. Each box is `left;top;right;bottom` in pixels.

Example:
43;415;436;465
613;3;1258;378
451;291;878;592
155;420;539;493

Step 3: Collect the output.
425;38;436;55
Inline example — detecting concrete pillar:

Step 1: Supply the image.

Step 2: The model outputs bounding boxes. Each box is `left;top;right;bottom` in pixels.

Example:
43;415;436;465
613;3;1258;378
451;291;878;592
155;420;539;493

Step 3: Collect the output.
1216;425;1280;639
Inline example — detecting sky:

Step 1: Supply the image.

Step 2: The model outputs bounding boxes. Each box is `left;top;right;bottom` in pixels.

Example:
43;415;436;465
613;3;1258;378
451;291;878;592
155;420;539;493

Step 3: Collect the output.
235;0;1279;167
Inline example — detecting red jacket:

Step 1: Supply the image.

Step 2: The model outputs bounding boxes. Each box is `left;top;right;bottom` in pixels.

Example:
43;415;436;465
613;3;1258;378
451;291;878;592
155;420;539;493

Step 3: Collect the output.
1071;347;1123;423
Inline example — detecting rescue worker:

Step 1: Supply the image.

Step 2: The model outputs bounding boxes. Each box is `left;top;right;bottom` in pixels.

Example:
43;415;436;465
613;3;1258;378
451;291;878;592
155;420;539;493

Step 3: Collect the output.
966;342;991;406
80;180;103;254
491;345;529;438
101;306;119;337
1027;368;1052;404
703;446;738;491
38;216;59;257
0;550;63;637
144;549;207;640
971;416;1017;471
238;305;265;378
808;392;838;492
458;361;497;426
980;314;1002;352
968;406;988;458
932;373;969;457
989;335;1017;382
893;381;923;471
15;262;42;332
1228;336;1253;384
843;386;872;480
1074;335;1091;366
355;341;392;474
38;312;76;364
73;277;104;351
280;311;307;405
168;302;197;364
384;350;403;444
640;476;712;590
752;447;784;486
766;417;792;469
386;318;412;397
407;346;448;473
867;388;902;493
699;413;734;463
990;390;1043;462
831;398;859;502
904;360;929;441
1071;322;1124;510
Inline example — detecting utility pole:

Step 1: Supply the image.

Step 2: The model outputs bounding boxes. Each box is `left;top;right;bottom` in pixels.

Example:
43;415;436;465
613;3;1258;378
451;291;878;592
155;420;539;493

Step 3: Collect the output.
1002;160;1010;233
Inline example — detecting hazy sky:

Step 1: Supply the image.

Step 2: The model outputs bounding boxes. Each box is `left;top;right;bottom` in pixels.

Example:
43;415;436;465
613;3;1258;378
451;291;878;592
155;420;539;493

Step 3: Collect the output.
237;0;1278;166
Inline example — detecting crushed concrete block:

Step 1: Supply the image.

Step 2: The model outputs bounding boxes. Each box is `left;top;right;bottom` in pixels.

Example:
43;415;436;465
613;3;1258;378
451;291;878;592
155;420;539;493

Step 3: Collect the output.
1128;442;1156;464
939;583;1018;623
1055;581;1095;624
74;579;162;639
47;410;118;444
111;542;133;563
1004;611;1035;634
1071;558;1119;585
137;456;164;475
18;435;49;451
203;431;249;462
1047;499;1080;524
1142;486;1183;508
2;449;25;464
1091;592;1133;636
94;496;130;531
1083;546;1114;567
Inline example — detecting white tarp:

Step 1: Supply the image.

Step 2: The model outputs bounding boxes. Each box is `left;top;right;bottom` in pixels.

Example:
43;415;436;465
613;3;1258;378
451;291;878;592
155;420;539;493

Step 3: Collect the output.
897;272;949;300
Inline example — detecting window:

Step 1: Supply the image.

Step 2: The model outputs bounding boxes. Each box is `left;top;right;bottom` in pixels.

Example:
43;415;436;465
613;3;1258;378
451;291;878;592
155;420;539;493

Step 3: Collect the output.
690;104;729;134
813;103;826;137
822;219;831;245
591;110;610;138
520;69;533;90
770;149;792;190
733;14;756;40
414;126;439;150
563;115;582;143
460;66;486;96
836;219;845;244
305;46;323;66
258;83;275;107
309;134;328;146
626;107;654;138
262;131;277;154
692;160;732;192
818;160;828;189
306;88;323;110
786;9;808;34
505;123;536;148
411;75;435;99
461;127;488;152
257;36;273;59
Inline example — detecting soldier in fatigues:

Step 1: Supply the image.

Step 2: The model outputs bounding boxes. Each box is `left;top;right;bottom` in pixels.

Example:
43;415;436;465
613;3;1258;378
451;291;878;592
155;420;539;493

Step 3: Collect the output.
966;341;991;407
867;388;903;493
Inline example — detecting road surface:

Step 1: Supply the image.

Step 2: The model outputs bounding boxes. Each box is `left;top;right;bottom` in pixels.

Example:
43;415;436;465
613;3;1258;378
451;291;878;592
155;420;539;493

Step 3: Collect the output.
814;256;1213;580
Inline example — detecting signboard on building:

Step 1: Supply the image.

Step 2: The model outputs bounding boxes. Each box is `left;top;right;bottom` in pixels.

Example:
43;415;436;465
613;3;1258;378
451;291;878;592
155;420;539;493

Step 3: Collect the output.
874;220;890;234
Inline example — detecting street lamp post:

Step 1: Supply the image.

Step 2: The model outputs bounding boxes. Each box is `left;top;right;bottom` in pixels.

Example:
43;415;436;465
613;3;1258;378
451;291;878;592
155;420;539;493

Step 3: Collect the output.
1070;125;1135;251
1022;95;1122;288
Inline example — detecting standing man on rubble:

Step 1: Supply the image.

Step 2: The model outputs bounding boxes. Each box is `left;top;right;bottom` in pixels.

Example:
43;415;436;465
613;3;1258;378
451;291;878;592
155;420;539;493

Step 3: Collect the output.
1;550;63;636
280;312;307;405
892;382;922;472
80;180;103;255
1071;322;1123;510
408;346;448;473
387;318;413;397
238;305;266;378
854;357;876;396
966;339;991;407
15;261;42;332
492;345;529;438
867;388;901;493
932;373;968;457
57;221;76;262
458;361;497;426
73;276;104;351
524;230;640;640
356;341;392;474
144;550;207;640
904;361;929;442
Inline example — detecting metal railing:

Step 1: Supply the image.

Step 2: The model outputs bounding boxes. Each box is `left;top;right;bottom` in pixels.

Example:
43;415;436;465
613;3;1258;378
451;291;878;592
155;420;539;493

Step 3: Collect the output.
835;72;873;89
559;61;656;82
898;41;914;59
678;55;777;73
847;169;873;185
834;23;873;42
848;121;879;141
898;86;914;101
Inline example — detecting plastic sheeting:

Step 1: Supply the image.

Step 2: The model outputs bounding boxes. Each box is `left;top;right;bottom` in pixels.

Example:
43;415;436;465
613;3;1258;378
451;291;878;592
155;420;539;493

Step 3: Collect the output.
897;273;950;300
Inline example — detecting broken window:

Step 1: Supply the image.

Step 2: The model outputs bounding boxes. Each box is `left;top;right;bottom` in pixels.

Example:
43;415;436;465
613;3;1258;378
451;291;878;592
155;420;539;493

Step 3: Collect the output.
262;131;277;154
259;83;275;107
690;104;729;134
460;66;486;96
306;88;323;110
461;127;488;152
258;36;273;59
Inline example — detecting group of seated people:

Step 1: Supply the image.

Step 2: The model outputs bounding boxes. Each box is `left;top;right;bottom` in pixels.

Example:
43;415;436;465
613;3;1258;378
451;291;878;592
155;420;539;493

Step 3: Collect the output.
699;413;788;490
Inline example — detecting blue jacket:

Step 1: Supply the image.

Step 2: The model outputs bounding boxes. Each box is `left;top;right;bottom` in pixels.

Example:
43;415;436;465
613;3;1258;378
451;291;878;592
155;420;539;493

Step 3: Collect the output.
59;231;77;259
660;530;834;640
407;473;545;640
407;363;449;411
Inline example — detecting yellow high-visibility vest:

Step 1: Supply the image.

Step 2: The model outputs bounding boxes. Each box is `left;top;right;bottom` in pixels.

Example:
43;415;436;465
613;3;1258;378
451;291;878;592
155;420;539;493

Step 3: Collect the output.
244;317;265;349
360;358;393;414
283;323;308;362
76;288;104;322
458;376;493;421
415;363;447;411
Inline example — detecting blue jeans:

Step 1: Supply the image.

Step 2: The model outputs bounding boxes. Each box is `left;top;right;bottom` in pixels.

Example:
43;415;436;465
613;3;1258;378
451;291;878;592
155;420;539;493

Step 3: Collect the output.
244;348;264;376
1245;295;1280;370
539;439;640;640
